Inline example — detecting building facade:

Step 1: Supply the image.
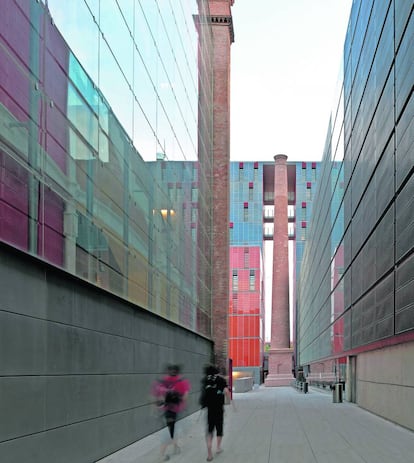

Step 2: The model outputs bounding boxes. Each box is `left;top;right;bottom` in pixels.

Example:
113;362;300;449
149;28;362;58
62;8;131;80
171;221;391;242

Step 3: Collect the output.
229;160;321;384
0;1;234;461
297;0;414;431
229;161;265;384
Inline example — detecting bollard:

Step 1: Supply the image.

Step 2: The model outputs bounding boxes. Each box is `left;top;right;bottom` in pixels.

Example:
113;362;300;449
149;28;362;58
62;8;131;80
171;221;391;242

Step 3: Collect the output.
332;383;343;403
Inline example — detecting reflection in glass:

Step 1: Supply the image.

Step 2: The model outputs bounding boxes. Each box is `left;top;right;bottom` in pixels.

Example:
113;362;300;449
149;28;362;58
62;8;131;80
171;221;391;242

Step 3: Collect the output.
0;0;213;337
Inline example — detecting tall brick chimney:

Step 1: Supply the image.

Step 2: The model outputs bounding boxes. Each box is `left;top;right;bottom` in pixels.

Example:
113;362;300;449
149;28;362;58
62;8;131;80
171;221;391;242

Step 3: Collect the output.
265;154;294;386
209;0;235;373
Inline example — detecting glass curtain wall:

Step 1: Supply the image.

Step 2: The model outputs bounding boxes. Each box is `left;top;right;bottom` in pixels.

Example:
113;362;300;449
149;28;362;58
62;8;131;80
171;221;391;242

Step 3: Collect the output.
0;0;214;335
229;162;265;378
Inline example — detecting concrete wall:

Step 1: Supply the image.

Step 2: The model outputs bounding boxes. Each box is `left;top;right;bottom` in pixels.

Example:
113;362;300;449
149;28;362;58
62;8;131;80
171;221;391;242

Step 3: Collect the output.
233;366;261;386
233;377;254;393
357;341;414;431
0;243;213;462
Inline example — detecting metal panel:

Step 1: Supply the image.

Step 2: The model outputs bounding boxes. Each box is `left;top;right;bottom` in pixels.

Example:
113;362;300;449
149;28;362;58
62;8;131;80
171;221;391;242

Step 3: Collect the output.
395;252;414;333
396;174;414;260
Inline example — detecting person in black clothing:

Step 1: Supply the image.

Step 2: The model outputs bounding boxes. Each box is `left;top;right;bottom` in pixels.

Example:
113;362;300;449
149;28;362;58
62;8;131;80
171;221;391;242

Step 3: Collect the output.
199;365;231;461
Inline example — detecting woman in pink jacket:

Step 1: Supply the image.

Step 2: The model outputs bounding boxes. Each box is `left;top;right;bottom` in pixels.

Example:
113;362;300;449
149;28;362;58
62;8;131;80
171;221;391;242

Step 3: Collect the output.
152;364;191;461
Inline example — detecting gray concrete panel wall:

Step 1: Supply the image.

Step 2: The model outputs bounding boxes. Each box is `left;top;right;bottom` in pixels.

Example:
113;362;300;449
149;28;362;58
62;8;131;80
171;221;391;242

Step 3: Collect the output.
0;243;213;462
357;341;414;432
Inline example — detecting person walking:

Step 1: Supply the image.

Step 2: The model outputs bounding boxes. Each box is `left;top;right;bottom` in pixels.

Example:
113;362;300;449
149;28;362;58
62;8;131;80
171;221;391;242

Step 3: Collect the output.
199;365;231;461
152;364;191;461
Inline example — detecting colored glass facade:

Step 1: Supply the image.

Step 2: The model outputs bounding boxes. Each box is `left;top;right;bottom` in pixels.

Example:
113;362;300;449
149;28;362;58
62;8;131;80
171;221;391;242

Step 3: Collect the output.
229;162;264;246
229;162;264;382
293;161;321;282
297;0;413;376
229;247;263;365
0;0;214;336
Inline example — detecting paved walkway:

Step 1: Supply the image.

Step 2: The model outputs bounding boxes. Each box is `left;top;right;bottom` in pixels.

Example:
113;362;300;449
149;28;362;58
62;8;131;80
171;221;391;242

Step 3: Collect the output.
97;386;414;463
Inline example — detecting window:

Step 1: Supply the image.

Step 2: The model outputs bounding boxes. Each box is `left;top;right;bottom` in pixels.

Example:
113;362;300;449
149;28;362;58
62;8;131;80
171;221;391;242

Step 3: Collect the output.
244;248;249;268
264;205;274;219
232;270;238;291
301;228;307;240
232;295;238;312
306;183;312;201
264;224;273;238
249;270;255;291
301;207;306;220
248;182;253;200
239;162;244;181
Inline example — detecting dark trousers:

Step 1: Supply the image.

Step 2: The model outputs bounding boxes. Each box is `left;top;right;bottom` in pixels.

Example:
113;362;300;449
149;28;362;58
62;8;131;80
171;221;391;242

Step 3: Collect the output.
164;410;177;439
207;407;224;436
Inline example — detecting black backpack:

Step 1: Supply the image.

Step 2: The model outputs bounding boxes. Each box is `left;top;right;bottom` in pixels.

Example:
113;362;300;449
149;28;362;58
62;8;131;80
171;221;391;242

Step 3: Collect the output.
200;374;224;408
162;378;182;406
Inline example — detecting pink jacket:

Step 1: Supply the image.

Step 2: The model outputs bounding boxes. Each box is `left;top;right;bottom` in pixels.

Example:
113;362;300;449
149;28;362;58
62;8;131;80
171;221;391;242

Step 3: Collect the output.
152;374;191;413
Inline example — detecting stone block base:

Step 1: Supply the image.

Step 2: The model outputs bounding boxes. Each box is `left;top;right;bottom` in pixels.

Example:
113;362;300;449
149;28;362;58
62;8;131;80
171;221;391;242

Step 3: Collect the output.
265;348;293;387
264;374;293;387
233;377;254;392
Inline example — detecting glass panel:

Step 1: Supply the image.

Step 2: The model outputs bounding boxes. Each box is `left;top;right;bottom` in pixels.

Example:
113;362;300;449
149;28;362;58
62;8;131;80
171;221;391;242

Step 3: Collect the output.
48;0;99;84
0;0;213;337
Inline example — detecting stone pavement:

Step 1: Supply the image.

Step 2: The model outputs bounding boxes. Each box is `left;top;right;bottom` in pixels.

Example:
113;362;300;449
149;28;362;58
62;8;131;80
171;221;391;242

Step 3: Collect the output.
96;386;414;463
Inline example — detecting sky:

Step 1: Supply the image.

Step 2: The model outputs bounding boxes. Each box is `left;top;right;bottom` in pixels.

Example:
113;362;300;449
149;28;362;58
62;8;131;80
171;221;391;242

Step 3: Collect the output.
230;0;353;163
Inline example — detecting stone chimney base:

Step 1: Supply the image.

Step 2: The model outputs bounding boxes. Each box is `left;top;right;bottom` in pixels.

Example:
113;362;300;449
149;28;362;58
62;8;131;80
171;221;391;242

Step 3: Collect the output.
265;348;294;387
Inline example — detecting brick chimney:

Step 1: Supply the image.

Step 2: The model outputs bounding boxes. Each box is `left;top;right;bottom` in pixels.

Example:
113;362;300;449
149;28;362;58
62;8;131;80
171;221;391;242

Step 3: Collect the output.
265;154;294;386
